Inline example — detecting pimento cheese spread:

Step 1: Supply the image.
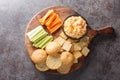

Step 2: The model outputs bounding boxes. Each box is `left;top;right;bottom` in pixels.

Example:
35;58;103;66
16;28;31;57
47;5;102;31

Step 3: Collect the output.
64;16;87;39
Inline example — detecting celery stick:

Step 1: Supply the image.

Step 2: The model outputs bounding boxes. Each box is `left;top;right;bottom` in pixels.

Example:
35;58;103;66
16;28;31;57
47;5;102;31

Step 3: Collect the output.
33;44;39;48
41;38;53;49
32;32;47;43
33;36;49;48
38;36;53;48
33;32;47;43
31;29;44;42
27;26;42;37
27;26;43;39
31;29;46;42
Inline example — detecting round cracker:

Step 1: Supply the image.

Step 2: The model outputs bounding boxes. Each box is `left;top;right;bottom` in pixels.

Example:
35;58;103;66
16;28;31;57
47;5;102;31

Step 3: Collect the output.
31;49;47;64
57;65;71;74
45;42;61;56
35;62;49;71
46;54;62;70
60;52;74;66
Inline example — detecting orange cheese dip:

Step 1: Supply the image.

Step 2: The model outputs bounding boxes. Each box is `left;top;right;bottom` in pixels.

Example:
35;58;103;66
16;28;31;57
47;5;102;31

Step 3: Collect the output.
64;16;87;39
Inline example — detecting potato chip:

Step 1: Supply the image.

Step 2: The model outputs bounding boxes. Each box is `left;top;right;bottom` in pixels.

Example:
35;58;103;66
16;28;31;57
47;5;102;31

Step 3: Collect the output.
46;55;62;70
60;52;74;66
35;62;49;71
57;65;71;74
31;49;47;64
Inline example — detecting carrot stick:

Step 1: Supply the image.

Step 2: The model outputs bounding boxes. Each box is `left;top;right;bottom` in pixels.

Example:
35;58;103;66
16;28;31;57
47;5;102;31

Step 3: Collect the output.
45;13;57;27
47;15;61;29
49;22;62;33
39;9;54;25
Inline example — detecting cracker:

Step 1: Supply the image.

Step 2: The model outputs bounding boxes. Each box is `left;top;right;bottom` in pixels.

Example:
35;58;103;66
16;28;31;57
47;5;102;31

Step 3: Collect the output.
74;59;78;63
59;32;68;40
62;41;72;51
54;37;65;46
81;47;90;56
73;51;82;59
73;43;82;51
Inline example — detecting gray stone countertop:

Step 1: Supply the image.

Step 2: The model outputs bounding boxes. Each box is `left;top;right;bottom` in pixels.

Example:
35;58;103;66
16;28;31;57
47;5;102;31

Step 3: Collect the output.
0;0;120;80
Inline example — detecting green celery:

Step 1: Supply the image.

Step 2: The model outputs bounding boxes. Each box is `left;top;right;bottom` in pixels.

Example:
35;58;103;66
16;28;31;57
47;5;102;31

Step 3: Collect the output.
41;37;53;49
33;32;47;43
31;29;44;42
33;36;49;48
33;44;39;48
27;26;42;37
27;26;43;40
38;36;53;48
31;30;46;42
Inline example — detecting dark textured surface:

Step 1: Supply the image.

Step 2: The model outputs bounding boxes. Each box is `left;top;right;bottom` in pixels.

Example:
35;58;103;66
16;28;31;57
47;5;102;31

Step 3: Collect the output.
0;0;120;80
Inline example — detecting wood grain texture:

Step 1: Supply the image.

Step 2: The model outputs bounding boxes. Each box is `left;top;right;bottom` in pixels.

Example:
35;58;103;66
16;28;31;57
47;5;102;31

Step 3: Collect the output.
25;6;114;74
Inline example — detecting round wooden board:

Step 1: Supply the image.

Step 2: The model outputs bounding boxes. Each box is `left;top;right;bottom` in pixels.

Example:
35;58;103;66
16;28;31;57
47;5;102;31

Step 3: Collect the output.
25;6;85;74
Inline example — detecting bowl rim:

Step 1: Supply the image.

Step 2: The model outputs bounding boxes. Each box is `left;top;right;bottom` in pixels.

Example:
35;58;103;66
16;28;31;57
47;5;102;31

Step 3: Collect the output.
62;15;89;40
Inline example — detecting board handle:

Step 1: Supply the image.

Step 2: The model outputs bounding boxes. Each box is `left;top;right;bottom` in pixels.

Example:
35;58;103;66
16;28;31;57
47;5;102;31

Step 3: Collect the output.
87;26;114;40
97;26;114;36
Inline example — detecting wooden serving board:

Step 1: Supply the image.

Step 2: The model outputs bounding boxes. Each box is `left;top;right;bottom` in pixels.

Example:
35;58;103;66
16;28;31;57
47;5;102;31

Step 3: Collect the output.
25;6;114;74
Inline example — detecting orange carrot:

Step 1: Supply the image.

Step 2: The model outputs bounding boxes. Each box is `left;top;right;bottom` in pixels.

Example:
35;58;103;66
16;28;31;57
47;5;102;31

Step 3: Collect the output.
39;9;54;25
47;15;61;29
45;13;57;27
38;9;62;34
39;18;43;25
49;22;62;33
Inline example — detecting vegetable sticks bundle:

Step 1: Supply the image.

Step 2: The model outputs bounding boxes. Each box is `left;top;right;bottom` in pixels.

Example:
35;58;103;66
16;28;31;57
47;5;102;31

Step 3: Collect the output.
39;9;62;34
27;26;53;49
